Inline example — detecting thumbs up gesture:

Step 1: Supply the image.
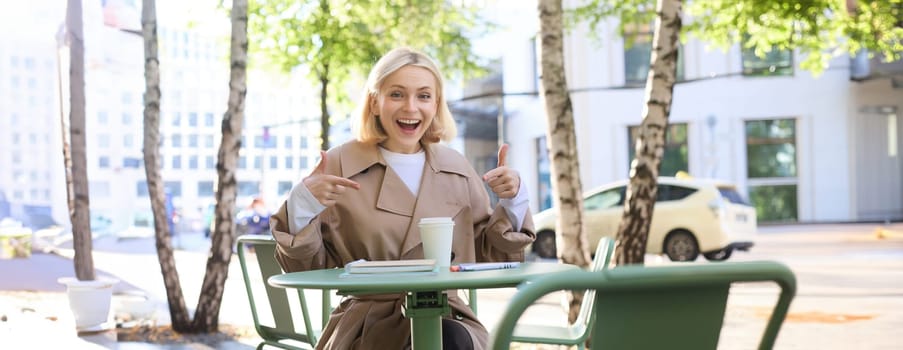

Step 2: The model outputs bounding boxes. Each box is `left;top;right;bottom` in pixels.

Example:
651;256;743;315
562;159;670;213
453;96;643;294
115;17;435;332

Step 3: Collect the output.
303;151;361;207
482;144;520;199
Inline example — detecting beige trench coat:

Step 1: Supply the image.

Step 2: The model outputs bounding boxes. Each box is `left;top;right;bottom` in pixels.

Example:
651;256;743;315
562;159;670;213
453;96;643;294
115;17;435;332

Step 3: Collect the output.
270;140;535;350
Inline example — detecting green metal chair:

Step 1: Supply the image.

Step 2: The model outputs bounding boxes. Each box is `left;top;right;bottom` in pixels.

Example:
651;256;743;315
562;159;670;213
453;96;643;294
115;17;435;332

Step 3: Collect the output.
509;237;615;349
236;235;332;350
491;260;797;350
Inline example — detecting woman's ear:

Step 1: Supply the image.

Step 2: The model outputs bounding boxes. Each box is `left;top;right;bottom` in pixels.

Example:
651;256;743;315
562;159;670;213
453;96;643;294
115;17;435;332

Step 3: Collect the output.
369;93;378;113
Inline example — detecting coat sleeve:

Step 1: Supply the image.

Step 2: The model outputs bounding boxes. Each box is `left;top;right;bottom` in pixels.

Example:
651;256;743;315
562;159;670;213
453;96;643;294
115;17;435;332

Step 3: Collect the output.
269;200;340;272
469;171;536;263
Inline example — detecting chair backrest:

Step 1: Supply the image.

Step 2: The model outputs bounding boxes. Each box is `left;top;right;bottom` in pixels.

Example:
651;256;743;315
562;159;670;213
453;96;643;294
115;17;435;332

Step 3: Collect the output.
237;235;326;349
492;261;796;350
572;237;615;329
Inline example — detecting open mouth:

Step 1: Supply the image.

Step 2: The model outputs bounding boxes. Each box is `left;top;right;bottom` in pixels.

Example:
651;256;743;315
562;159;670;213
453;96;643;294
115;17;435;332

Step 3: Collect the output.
397;119;421;131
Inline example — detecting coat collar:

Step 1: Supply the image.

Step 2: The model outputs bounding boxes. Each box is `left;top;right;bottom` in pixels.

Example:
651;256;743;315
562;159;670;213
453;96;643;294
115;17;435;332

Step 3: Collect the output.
338;140;471;259
338;140;471;178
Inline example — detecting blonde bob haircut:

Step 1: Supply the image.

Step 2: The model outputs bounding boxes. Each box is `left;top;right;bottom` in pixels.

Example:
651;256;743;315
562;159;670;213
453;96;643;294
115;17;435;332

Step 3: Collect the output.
353;47;457;144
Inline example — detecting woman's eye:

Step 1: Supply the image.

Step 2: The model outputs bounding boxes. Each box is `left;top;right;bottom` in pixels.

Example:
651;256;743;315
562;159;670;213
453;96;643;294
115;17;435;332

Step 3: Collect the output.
418;94;431;100
389;91;403;98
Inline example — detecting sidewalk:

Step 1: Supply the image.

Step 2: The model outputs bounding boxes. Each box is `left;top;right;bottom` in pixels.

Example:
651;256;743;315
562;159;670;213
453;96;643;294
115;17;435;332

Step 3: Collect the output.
0;232;259;349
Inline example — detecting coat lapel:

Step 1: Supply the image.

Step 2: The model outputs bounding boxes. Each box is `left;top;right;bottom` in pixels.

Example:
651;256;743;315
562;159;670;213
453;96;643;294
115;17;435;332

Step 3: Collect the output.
375;166;417;216
339;142;417;217
399;144;471;258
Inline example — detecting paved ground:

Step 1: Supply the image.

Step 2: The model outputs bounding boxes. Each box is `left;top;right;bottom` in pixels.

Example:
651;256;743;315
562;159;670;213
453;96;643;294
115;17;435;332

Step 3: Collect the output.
1;223;901;349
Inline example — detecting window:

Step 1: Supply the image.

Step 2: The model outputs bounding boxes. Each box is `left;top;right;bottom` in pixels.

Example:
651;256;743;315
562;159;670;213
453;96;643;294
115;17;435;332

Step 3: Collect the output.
238;181;259;196
656;184;696;202
136;181;148;197
172;112;181;126
123;134;133;148
205;135;214;148
239;156;247;169
204;112;214;127
300;137;308;149
270;156;278;169
171;134;182;147
627;123;688;176
584;187;625;210
197;181;215;197
255;135;276;148
285;156;294;169
623;22;684;86
188;134;198;147
165;181;182;197
746;119;796;178
741;35;793;76
278;181;293;196
299;156;308;169
206;156;215;169
745;119;798;222
536;136;553;211
718;186;750;205
188;156;198;169
172;155;182;169
188;112;198;127
99;156;110;168
254;156;263;169
284;136;293;149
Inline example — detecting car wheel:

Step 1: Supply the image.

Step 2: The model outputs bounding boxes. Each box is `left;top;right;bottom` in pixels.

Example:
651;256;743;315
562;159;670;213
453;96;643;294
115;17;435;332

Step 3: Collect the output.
533;231;557;259
664;230;699;262
703;248;733;261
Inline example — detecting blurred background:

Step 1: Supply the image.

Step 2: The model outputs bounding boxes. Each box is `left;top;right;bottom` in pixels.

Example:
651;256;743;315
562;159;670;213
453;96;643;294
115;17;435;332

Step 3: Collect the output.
1;0;901;241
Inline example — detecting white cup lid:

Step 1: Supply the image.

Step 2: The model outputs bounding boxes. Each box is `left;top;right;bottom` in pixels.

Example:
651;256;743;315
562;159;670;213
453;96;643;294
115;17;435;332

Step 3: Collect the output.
419;217;453;225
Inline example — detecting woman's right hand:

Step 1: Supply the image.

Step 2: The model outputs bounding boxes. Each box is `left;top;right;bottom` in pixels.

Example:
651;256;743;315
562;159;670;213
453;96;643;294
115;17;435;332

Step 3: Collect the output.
304;151;361;207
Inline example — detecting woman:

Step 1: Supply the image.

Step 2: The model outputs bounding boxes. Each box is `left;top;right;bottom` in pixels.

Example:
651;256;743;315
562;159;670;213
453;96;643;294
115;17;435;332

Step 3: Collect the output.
270;47;535;350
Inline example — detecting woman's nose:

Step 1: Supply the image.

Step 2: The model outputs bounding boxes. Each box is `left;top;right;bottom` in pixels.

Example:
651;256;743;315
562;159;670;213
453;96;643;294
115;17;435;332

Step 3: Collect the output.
404;97;417;111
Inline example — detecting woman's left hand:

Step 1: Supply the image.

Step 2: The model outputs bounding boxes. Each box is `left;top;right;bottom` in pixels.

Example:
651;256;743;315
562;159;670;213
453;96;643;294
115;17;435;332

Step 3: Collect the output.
483;144;520;199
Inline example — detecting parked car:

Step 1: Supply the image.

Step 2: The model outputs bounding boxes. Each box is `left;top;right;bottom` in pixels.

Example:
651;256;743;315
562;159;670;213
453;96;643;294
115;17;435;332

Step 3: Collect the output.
531;176;756;262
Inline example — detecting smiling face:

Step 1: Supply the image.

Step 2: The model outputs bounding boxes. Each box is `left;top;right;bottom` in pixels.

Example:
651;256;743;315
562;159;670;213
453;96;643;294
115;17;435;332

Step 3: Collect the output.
371;65;439;154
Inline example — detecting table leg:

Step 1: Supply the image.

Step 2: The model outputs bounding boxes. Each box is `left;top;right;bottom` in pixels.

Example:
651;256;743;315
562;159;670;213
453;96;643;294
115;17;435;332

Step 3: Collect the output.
403;291;450;350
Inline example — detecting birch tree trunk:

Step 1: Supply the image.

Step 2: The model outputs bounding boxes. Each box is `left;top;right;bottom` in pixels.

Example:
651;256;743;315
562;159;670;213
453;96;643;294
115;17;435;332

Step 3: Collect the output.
141;0;191;330
614;0;682;265
65;0;94;281
538;0;590;323
192;0;248;331
319;73;330;150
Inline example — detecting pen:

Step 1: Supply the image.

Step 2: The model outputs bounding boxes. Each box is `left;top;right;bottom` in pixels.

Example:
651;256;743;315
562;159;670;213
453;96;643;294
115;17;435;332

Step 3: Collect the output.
450;262;521;272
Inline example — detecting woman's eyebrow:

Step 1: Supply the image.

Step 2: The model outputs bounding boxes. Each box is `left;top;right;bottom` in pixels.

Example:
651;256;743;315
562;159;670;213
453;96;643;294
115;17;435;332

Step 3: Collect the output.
386;84;433;91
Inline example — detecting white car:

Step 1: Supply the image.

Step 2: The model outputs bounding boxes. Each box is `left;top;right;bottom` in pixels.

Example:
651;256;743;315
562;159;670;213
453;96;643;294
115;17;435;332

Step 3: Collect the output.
531;176;756;262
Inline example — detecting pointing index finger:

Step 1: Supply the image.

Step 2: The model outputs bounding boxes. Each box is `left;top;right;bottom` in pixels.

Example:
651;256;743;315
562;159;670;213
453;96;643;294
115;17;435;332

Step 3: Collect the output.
326;175;361;190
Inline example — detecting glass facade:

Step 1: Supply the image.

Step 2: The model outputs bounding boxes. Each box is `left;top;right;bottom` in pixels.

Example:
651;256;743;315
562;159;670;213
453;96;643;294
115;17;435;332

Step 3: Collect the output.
627;123;689;177
745;119;798;222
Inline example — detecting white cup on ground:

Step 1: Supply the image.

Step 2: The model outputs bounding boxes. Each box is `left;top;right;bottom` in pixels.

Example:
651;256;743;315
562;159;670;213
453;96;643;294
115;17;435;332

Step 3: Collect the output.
419;217;455;267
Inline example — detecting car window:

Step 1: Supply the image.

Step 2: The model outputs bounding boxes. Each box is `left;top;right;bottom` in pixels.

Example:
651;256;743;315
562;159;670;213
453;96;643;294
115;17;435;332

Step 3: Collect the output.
718;186;750;205
656;184;697;202
585;186;625;210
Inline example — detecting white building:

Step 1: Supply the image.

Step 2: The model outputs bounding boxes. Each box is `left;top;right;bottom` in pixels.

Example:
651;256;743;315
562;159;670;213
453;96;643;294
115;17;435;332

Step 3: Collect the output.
0;1;322;233
497;6;903;223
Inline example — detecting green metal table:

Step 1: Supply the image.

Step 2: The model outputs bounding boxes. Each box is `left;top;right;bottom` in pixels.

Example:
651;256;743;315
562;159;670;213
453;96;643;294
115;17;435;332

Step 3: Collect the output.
268;262;579;350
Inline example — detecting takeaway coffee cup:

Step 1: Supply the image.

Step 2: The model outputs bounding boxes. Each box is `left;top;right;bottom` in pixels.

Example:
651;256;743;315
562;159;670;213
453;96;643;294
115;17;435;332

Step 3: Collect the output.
419;217;455;267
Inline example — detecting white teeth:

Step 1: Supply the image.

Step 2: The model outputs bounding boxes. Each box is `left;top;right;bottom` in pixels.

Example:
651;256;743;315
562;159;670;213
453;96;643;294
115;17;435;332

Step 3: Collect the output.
398;119;420;125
